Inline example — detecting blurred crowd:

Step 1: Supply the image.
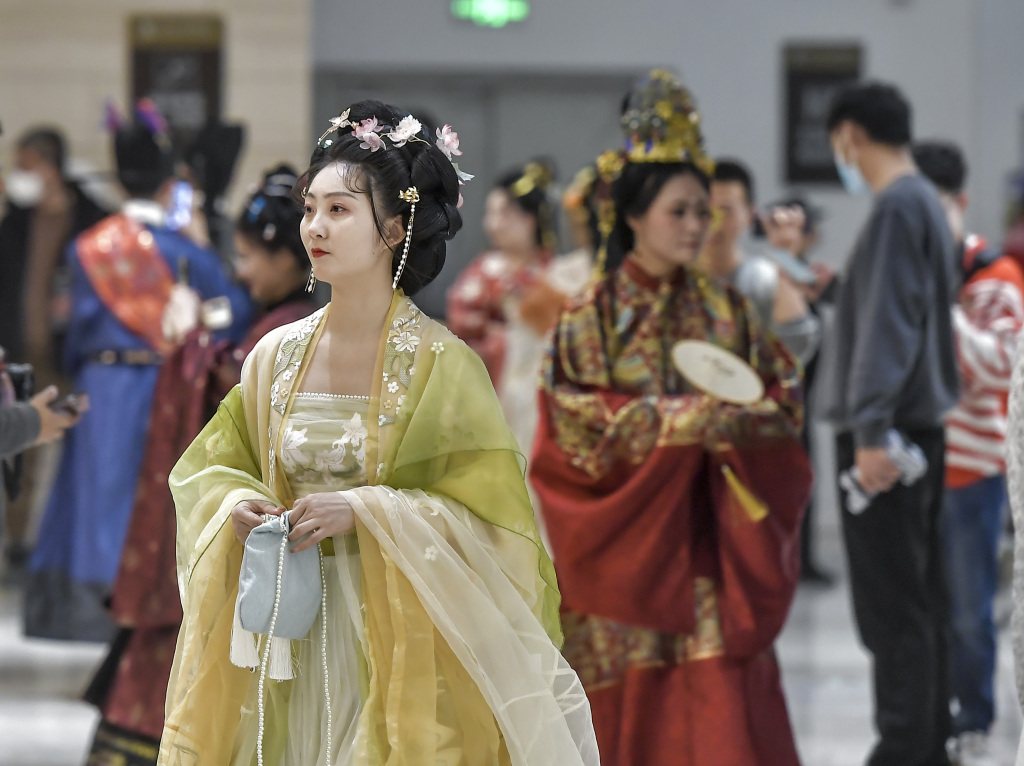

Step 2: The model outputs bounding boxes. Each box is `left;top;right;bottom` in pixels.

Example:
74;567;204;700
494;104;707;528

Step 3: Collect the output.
2;70;1024;766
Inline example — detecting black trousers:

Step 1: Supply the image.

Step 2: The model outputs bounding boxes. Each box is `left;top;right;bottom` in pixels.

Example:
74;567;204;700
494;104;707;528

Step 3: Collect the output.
836;428;952;766
800;418;822;573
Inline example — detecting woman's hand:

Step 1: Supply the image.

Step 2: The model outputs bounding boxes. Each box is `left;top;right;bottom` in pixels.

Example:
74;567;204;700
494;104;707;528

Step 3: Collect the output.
161;284;202;345
288;492;356;553
231;499;282;543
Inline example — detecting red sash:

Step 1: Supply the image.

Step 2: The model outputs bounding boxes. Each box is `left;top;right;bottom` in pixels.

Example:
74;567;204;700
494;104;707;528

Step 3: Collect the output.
76;214;174;354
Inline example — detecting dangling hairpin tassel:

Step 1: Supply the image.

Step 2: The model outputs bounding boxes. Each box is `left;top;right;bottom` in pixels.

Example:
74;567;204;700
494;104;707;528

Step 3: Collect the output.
393;187;419;290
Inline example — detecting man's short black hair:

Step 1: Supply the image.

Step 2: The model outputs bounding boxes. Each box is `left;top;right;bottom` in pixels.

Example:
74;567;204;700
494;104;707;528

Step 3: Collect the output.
713;158;755;205
826;82;912;147
912;141;966;195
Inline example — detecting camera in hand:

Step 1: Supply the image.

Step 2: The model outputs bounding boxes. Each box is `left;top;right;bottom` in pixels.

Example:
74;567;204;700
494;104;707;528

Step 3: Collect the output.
6;363;34;401
50;393;83;416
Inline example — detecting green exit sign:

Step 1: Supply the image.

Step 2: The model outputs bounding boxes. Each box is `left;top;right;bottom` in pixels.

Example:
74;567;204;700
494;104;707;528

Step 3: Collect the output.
451;0;530;28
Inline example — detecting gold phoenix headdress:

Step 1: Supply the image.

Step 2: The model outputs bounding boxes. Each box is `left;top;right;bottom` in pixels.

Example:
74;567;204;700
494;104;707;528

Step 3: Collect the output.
620;69;714;176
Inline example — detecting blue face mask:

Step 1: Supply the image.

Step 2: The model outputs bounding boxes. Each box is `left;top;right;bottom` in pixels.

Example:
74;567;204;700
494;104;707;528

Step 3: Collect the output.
834;151;870;196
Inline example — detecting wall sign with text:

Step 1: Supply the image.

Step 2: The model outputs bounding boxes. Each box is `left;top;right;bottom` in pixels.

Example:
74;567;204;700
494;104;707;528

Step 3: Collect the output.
129;14;223;151
783;43;862;184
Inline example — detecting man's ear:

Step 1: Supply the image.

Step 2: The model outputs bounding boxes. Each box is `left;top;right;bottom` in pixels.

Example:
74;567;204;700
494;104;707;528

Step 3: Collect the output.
154;177;177;205
846;122;869;151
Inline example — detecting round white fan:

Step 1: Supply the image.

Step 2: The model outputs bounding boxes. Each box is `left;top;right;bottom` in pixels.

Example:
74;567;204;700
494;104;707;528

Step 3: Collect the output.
671;339;764;405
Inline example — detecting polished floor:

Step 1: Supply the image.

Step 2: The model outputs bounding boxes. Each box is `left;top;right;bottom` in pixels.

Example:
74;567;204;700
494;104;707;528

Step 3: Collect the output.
0;524;1021;765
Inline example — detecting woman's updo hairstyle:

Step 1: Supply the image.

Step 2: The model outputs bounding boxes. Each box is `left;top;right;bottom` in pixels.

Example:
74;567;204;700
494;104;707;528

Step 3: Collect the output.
605;161;709;272
299;100;463;295
236;164;307;271
494;159;557;250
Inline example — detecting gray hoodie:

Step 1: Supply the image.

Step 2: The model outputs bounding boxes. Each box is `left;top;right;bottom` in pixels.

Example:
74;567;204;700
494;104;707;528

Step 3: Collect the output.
815;173;959;447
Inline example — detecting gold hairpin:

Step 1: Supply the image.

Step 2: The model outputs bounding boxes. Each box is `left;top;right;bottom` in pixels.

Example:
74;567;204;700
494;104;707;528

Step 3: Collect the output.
393;187;420;290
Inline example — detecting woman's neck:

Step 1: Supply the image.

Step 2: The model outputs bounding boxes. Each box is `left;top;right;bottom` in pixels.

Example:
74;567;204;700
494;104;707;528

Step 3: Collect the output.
502;245;544;265
324;277;394;341
629;245;681;280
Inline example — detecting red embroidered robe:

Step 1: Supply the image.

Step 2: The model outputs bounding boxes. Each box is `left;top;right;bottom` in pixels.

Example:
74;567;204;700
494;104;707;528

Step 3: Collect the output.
531;257;812;766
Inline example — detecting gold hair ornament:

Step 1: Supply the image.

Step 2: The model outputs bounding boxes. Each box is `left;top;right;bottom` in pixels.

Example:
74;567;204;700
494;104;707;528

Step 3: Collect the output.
562;166;598;213
510;162;553;198
508;161;557;251
591;150;627;277
393;187;420;290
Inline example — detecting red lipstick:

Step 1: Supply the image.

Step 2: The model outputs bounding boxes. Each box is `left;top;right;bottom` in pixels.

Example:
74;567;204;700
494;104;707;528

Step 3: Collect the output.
311;247;328;259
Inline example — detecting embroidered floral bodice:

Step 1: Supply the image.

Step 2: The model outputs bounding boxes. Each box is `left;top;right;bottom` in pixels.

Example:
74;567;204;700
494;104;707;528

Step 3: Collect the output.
281;394;370;496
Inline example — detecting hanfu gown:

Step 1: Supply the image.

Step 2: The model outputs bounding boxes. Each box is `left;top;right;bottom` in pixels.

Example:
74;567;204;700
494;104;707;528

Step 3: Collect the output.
159;295;599;766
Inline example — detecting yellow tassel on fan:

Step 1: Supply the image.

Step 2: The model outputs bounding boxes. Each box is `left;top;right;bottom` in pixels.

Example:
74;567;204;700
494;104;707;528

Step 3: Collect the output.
721;464;768;522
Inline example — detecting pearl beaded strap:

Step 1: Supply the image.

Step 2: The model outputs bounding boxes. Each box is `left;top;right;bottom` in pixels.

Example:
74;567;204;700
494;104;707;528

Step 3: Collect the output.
255;516;333;766
295;392;371;401
319;545;333;759
256;524;288;766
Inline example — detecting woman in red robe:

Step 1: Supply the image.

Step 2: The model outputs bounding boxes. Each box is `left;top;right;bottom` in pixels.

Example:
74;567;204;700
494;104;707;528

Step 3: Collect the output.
84;166;317;764
446;160;560;387
530;70;813;766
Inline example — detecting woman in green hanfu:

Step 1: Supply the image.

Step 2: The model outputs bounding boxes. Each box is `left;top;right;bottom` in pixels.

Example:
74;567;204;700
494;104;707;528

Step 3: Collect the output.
158;100;598;766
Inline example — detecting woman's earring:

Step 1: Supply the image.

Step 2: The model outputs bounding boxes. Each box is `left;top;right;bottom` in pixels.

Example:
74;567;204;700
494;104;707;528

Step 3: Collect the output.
305;272;316;293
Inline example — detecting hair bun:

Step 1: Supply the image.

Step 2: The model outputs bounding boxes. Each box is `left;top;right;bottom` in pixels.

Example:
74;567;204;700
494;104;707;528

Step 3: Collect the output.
237;162;307;270
259;163;299;198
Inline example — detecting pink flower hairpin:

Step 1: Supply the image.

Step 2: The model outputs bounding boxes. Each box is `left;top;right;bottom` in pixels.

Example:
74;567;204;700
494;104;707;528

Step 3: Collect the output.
316;110;474;194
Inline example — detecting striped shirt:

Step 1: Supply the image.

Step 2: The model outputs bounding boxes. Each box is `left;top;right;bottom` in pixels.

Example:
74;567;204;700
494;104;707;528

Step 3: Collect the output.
946;235;1024;488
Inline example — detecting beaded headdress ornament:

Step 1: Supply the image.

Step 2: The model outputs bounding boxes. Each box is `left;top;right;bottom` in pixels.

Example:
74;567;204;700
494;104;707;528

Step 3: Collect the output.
311;109;473;290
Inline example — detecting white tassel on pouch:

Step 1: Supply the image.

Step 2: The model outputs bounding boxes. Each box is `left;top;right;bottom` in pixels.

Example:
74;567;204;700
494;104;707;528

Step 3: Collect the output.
268;635;294;681
230;597;260;670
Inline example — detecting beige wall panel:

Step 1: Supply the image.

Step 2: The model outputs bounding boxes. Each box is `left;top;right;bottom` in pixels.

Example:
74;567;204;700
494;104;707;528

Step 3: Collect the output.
0;0;311;212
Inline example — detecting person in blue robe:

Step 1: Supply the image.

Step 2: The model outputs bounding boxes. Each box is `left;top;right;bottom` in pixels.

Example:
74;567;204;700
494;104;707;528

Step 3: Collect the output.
23;105;253;641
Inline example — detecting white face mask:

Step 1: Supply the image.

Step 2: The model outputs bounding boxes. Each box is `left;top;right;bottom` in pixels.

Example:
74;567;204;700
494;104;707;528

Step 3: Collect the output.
5;170;45;207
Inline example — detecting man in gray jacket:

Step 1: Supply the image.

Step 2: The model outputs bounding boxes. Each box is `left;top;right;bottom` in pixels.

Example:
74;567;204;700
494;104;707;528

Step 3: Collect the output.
1;357;84;557
817;82;960;766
